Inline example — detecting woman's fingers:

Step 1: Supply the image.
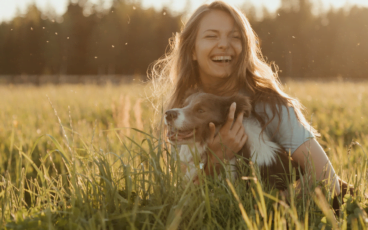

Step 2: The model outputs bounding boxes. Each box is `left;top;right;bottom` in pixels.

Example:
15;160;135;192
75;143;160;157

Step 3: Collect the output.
207;102;247;160
240;132;248;146
208;122;217;143
222;102;236;131
233;112;245;135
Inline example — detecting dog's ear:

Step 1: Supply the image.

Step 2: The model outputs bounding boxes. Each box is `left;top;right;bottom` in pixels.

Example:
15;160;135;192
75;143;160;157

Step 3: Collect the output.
180;88;199;106
226;94;252;118
181;88;199;106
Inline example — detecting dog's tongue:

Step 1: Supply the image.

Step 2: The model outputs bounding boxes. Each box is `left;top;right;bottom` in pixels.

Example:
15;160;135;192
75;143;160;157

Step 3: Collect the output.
167;129;195;140
178;130;193;137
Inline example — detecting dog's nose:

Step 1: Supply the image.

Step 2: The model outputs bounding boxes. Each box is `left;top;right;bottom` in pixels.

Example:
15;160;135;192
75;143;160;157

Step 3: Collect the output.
165;110;178;122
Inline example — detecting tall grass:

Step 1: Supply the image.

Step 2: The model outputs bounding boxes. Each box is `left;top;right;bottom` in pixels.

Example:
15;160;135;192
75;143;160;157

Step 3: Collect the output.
0;81;367;229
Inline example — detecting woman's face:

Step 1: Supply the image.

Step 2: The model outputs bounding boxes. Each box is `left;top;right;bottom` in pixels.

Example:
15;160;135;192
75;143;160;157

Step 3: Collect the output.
193;10;242;85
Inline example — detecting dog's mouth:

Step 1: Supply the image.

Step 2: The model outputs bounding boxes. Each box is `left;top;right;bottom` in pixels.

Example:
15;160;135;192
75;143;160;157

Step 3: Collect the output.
167;128;197;142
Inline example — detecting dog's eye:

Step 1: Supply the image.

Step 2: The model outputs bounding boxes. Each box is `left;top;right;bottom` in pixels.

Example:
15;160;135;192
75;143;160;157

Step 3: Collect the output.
197;109;205;113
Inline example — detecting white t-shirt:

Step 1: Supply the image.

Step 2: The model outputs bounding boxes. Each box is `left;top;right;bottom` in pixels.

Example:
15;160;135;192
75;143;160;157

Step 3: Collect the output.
254;103;315;155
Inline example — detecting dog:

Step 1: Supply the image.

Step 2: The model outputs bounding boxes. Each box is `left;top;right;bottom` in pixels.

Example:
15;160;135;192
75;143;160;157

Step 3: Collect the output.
165;91;363;213
164;91;301;190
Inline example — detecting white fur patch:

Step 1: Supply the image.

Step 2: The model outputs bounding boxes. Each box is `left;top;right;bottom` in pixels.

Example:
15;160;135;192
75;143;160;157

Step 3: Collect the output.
173;109;185;129
179;142;207;181
243;118;278;167
179;145;193;163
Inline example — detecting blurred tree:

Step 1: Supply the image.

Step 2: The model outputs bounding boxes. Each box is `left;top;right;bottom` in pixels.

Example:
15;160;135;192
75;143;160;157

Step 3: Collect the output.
0;0;367;80
0;5;46;75
62;1;97;75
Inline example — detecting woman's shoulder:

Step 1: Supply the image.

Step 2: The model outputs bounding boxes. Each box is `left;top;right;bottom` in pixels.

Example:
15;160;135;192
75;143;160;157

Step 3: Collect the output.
238;89;306;130
238;88;314;154
253;101;293;119
253;101;315;154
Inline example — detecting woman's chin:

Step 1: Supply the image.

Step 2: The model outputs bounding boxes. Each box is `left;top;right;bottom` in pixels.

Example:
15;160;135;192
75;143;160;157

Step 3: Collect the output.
210;70;232;78
200;71;233;85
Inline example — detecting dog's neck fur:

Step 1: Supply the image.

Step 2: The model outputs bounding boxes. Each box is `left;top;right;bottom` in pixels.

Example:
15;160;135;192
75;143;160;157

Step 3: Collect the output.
179;143;207;181
242;118;278;166
179;142;207;163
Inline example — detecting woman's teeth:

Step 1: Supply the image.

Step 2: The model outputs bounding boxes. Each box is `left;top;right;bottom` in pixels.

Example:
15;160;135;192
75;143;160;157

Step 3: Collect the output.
212;56;232;63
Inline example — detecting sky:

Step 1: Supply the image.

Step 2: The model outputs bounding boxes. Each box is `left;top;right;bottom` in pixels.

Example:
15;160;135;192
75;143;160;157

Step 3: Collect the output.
1;0;368;22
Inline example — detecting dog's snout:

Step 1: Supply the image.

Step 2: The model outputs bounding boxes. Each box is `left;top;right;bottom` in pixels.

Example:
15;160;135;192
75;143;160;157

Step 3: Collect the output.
165;110;178;121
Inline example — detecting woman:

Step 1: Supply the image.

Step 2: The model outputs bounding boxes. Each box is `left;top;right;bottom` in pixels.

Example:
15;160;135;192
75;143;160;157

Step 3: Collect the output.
150;1;340;197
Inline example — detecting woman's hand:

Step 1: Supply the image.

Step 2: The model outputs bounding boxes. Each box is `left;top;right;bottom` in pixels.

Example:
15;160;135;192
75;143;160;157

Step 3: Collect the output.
204;102;248;175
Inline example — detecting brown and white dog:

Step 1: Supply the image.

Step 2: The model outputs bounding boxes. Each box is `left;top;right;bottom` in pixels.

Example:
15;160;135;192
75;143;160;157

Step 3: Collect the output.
165;91;362;213
164;91;301;190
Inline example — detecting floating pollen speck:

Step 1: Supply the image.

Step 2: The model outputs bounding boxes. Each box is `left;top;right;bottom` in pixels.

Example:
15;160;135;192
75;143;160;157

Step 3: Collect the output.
11;29;13;31
43;27;45;29
46;41;49;43
30;27;33;30
55;32;58;35
133;6;136;10
95;56;98;59
125;43;128;45
112;45;115;48
67;37;69;39
292;36;295;38
163;12;166;15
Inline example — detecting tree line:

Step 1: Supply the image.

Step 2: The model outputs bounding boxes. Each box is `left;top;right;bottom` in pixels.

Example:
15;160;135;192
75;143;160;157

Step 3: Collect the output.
0;0;367;80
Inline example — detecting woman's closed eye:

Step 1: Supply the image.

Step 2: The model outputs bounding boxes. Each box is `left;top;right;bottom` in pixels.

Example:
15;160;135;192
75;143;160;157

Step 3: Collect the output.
232;32;241;39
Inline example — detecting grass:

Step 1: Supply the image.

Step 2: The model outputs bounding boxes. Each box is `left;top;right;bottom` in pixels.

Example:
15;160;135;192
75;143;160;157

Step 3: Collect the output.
0;80;367;229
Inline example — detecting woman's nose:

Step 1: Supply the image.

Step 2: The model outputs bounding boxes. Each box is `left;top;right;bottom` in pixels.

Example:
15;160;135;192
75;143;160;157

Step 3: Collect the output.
217;36;230;49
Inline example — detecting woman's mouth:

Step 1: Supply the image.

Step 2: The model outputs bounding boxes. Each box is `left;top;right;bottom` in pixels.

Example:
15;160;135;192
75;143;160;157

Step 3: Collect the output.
211;55;232;63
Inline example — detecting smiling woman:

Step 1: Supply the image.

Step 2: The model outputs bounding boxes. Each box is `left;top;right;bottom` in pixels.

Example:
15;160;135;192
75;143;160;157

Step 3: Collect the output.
192;10;242;83
149;0;357;208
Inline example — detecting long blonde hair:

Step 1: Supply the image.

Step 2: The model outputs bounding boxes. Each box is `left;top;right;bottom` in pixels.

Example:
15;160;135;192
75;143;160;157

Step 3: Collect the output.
149;1;317;136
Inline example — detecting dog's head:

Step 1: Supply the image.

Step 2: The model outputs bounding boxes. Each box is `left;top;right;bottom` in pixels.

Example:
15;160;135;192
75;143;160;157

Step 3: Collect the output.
165;92;252;144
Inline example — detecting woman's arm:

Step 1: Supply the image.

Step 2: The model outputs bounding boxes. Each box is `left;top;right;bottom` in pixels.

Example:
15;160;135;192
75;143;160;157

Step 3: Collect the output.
283;138;341;196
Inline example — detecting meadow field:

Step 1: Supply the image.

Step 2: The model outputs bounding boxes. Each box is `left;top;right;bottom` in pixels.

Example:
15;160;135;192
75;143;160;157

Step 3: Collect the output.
0;80;367;229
